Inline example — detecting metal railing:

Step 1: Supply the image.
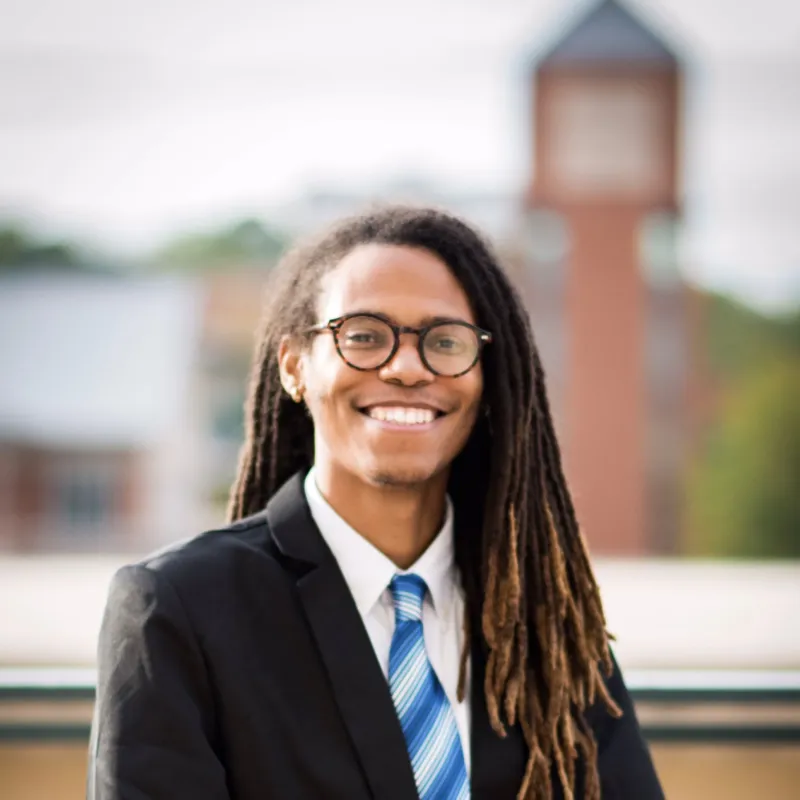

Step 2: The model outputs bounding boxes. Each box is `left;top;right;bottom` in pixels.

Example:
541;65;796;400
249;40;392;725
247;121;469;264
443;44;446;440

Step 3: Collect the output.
1;667;799;744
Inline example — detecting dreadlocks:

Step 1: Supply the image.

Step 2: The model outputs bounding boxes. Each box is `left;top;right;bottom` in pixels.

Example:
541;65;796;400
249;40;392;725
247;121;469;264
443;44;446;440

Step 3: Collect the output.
228;205;620;800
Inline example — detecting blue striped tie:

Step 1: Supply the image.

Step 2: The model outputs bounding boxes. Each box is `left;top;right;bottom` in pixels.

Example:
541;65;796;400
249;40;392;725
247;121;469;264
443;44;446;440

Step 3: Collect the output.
388;574;470;800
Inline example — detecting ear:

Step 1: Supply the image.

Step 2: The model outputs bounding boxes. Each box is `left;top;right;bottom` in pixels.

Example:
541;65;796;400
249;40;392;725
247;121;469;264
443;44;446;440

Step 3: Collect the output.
278;335;306;403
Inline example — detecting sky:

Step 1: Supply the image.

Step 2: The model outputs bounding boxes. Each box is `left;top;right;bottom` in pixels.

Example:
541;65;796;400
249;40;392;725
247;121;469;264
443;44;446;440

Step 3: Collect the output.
1;0;799;309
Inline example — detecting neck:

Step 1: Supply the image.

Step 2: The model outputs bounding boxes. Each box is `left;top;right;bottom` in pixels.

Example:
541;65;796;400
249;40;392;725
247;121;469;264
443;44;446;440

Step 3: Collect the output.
313;463;449;569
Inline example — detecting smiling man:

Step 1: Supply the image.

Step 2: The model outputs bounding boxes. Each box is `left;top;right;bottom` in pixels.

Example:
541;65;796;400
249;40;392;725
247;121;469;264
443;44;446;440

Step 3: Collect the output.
88;206;664;800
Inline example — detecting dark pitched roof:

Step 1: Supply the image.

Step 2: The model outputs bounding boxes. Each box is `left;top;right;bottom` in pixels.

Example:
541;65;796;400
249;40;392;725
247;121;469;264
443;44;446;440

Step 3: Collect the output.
538;0;678;67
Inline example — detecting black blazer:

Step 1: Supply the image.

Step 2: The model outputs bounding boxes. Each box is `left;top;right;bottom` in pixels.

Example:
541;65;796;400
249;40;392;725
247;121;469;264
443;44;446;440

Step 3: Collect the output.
88;472;664;799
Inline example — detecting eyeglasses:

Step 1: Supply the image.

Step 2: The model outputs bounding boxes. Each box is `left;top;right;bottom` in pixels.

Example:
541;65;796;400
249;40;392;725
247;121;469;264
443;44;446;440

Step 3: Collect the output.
305;313;492;378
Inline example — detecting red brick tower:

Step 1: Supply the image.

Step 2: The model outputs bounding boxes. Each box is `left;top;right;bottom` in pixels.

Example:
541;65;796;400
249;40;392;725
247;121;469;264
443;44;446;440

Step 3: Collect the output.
522;0;686;554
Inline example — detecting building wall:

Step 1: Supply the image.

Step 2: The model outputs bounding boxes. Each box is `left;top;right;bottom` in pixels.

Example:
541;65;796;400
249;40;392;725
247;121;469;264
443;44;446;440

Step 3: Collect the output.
530;69;680;210
137;376;215;551
561;206;649;553
0;447;20;548
0;446;140;552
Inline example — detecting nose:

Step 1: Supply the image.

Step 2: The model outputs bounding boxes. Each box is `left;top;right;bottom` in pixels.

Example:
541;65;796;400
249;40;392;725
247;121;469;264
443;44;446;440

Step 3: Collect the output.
378;333;433;386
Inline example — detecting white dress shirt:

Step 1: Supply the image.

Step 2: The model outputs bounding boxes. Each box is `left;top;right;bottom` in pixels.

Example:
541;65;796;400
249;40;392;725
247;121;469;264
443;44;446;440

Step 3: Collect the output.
304;469;472;774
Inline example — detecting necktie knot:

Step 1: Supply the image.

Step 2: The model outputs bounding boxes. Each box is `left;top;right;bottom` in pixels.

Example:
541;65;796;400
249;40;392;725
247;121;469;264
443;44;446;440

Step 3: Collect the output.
390;573;427;623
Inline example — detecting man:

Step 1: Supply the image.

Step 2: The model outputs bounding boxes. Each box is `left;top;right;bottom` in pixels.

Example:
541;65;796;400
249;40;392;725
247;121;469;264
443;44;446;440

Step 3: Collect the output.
89;206;664;799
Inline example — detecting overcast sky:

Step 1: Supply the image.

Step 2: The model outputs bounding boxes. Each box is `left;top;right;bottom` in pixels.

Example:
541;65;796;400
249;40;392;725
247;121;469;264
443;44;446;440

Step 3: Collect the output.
1;0;798;308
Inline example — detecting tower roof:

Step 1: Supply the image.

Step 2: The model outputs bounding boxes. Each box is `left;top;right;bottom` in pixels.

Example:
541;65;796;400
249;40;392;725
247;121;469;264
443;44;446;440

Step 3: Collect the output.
537;0;678;67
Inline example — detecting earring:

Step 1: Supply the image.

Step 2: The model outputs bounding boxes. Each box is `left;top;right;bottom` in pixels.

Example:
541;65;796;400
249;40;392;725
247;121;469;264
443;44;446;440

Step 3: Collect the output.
290;386;304;403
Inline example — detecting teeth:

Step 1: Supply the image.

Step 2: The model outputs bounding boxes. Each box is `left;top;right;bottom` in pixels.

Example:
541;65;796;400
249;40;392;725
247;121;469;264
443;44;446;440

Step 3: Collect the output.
366;406;436;425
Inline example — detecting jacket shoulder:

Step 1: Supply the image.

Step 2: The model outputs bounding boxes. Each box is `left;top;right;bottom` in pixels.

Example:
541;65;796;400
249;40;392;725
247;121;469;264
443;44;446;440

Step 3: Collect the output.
125;510;280;598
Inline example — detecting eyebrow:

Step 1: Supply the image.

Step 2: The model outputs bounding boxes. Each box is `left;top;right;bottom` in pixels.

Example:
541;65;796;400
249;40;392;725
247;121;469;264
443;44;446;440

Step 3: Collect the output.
345;310;473;327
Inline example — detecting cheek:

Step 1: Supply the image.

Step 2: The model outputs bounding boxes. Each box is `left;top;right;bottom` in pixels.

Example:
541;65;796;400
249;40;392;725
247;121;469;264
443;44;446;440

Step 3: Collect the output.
301;352;356;431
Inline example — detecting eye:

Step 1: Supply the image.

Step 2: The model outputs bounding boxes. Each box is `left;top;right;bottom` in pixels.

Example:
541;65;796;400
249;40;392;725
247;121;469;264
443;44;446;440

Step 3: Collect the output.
343;331;380;346
433;337;462;351
338;317;392;349
426;331;468;355
346;331;376;343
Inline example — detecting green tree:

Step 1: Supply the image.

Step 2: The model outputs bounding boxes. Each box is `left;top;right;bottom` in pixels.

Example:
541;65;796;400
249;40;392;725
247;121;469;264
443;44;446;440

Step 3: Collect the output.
704;293;800;379
155;218;288;271
0;223;85;269
688;358;800;558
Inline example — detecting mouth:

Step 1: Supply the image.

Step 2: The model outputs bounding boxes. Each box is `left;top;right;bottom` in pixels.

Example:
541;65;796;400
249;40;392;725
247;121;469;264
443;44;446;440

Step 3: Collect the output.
357;404;446;428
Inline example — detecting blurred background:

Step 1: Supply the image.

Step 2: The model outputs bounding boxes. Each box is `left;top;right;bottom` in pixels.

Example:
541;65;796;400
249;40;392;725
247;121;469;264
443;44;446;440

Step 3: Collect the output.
0;0;798;797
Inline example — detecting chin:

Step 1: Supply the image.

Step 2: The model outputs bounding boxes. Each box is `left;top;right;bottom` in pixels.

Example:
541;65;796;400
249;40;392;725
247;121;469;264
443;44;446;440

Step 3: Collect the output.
363;460;441;488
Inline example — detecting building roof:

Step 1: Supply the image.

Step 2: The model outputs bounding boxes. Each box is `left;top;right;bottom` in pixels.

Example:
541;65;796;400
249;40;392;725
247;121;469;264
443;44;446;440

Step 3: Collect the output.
0;272;202;448
536;0;678;67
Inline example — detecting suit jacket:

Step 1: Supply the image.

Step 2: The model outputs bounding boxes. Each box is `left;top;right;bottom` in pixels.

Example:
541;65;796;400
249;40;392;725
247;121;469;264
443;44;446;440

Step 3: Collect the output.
88;472;664;799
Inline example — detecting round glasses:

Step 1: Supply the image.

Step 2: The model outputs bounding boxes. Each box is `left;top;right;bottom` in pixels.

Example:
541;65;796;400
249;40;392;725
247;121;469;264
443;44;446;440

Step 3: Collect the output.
306;313;492;378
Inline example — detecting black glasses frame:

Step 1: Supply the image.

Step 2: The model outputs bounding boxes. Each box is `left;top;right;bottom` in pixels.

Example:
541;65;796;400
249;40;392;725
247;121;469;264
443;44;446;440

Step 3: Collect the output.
305;313;492;378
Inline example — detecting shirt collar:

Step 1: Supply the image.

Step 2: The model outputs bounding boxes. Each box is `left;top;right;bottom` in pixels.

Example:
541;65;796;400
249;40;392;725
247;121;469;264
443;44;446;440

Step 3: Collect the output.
303;468;457;618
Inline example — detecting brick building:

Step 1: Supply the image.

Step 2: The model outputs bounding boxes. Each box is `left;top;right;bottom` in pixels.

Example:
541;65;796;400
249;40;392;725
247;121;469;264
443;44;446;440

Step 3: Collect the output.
518;0;700;554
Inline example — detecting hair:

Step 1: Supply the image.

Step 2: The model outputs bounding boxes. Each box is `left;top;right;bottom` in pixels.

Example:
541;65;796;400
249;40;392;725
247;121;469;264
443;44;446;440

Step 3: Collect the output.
228;205;619;800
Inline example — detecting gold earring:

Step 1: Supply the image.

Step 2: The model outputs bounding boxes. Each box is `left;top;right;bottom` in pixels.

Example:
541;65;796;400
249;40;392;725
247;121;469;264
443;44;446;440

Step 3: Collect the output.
291;386;304;403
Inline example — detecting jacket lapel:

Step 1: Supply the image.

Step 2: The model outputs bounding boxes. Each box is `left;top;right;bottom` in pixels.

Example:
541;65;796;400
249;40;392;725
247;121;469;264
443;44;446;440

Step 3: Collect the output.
266;473;418;800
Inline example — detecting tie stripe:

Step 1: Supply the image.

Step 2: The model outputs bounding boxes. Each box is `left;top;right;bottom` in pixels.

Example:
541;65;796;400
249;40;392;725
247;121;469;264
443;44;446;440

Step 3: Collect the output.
388;574;469;800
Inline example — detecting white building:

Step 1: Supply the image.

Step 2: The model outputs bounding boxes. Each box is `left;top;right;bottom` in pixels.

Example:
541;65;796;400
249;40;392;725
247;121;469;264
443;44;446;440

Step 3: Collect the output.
0;271;209;552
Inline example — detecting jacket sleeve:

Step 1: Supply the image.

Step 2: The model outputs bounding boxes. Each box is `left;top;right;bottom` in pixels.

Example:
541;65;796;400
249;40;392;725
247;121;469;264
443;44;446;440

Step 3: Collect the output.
591;652;665;800
87;564;230;800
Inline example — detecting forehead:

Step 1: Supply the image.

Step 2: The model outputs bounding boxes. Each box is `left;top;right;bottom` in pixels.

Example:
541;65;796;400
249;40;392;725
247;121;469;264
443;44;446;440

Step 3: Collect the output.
319;243;476;324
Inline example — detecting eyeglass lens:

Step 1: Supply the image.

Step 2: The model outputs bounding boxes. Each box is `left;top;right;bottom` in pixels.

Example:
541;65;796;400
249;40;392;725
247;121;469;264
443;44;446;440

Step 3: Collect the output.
335;315;480;376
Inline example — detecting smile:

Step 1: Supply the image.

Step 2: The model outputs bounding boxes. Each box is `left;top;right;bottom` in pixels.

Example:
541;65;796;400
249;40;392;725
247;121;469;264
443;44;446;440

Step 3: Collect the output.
361;406;441;426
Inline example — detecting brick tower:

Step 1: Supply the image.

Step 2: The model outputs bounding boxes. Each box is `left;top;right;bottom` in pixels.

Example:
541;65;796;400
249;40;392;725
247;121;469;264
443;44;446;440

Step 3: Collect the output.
522;0;688;554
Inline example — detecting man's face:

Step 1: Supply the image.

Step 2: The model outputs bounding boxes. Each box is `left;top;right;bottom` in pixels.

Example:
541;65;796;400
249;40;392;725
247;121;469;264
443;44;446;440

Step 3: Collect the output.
283;243;484;490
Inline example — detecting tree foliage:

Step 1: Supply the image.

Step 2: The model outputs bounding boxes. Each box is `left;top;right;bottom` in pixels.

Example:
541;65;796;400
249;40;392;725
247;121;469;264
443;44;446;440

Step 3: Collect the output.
154;218;288;271
687;294;800;558
704;293;800;380
0;224;86;269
